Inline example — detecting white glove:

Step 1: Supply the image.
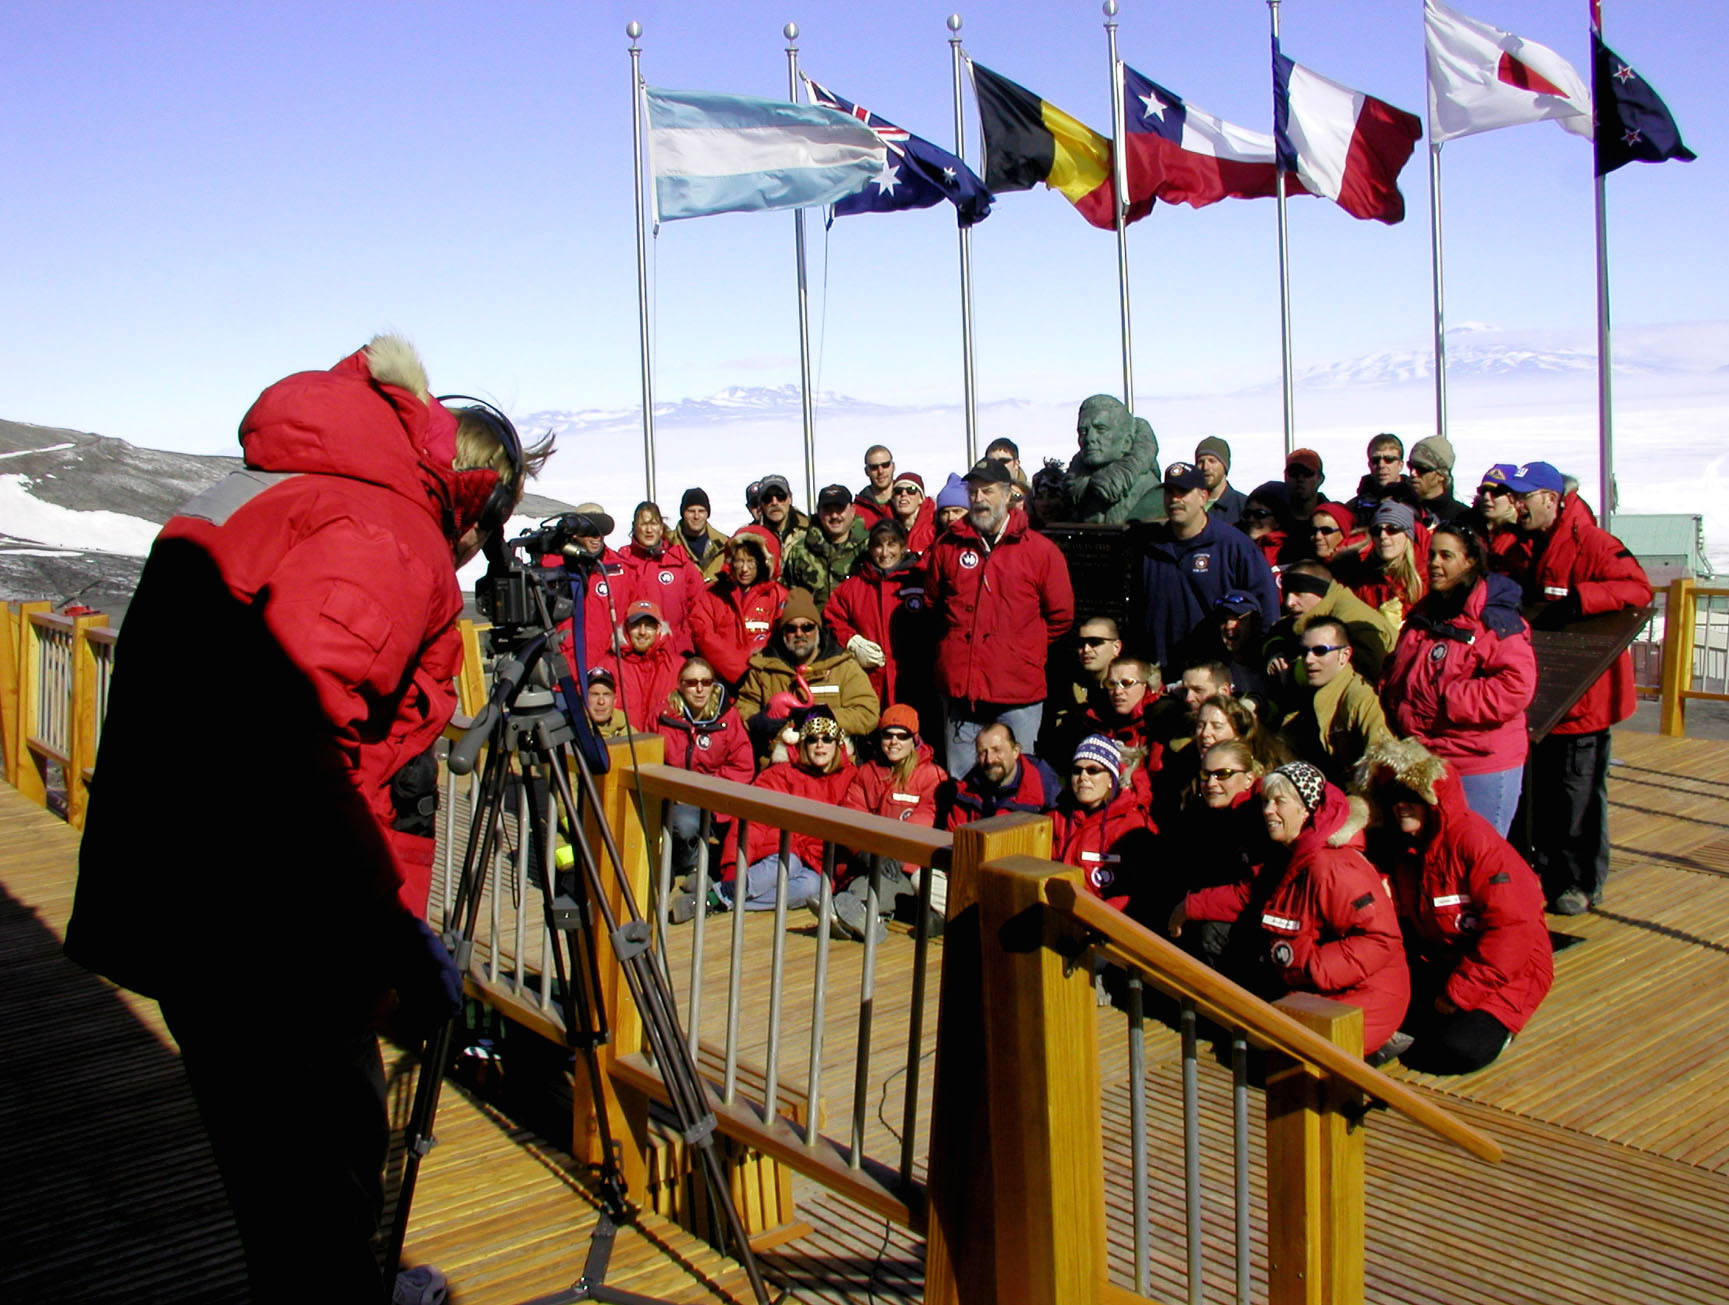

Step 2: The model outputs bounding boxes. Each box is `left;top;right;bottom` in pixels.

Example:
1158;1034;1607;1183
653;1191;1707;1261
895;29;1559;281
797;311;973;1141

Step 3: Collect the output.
847;634;887;669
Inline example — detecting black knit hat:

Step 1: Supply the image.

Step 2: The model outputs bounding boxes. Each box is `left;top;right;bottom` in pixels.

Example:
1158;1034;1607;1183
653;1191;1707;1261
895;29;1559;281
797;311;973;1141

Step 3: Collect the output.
680;486;710;513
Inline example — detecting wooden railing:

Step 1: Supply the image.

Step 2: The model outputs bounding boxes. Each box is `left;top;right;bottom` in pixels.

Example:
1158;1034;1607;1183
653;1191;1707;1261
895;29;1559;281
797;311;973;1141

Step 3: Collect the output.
1658;578;1729;735
1;601;110;827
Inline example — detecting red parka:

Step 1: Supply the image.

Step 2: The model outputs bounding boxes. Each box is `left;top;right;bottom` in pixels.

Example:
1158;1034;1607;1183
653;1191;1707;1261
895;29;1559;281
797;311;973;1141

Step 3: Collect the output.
1051;788;1155;912
1259;783;1410;1053
745;751;855;871
824;557;934;707
925;507;1074;706
616;537;703;655
1519;492;1652;734
843;743;946;827
614;625;680;734
1348;523;1432;626
549;545;629;680
690;527;788;687
1381;573;1537;775
656;689;755;783
1378;761;1553;1034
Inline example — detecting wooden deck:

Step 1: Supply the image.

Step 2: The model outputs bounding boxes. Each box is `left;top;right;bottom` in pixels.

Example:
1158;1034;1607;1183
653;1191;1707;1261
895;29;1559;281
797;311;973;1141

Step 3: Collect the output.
5;726;1729;1303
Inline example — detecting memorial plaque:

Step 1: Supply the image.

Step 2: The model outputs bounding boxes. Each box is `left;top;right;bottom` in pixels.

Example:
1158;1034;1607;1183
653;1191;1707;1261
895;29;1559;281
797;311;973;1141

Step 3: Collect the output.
1524;603;1656;742
1042;521;1145;628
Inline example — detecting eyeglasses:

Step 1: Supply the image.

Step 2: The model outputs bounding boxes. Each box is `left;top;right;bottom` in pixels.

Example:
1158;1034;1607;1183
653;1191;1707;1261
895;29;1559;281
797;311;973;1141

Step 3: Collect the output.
1370;524;1405;537
783;621;818;634
1242;507;1274;520
988;453;1014;464
1477;485;1511;499
865;459;893;471
680;676;714;688
1301;643;1347;658
1409;462;1438;476
1104;677;1146;690
1309;524;1341;536
761;489;789;502
1077;636;1115;648
1071;764;1110;777
1370;452;1401;465
880;728;914;741
1201;767;1250;781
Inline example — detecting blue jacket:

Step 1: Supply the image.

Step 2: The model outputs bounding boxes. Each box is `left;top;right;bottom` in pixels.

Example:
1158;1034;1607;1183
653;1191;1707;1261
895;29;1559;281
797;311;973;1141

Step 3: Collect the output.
1135;516;1280;673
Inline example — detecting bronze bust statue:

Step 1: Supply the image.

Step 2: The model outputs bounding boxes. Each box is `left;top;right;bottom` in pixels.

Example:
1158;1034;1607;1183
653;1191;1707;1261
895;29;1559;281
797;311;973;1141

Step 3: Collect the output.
1065;395;1163;524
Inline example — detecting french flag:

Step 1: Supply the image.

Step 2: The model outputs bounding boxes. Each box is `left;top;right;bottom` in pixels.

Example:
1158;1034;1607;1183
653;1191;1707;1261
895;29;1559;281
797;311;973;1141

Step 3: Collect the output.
1122;66;1301;210
1273;44;1423;224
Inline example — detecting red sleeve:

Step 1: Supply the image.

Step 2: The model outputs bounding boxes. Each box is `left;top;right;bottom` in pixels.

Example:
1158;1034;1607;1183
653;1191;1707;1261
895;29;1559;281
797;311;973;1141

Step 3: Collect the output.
1186;879;1253;923
1443;829;1550;1012
825;580;864;647
718;714;756;784
1041;538;1076;648
691;593;748;685
1575;532;1653;615
1441;627;1538;727
1301;853;1403;993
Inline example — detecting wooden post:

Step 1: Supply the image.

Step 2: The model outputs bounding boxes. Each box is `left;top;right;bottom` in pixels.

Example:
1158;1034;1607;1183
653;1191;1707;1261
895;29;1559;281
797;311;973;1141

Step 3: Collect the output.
1658;577;1695;738
0;603;20;789
928;816;1110;1305
1265;994;1367;1305
575;733;663;1201
8;602;51;804
455;620;488;719
65;613;106;829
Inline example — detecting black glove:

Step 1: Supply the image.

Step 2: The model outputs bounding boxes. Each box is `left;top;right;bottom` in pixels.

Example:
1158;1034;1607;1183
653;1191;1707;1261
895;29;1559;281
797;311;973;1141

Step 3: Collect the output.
382;911;463;1043
1537;591;1582;629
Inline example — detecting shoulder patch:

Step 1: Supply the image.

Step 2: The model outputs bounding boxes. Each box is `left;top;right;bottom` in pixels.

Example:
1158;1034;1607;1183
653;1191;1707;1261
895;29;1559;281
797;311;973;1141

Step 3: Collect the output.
1488;871;1511;884
1351;892;1375;910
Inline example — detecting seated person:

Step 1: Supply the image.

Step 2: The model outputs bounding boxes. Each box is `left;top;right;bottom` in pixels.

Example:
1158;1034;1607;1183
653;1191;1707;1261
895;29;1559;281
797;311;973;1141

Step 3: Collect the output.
736;590;881;756
1275;618;1392;787
614;599;680;732
944;721;1062;829
689;525;787;688
1049;735;1156;914
584;666;630;739
821;704;948;943
1165;740;1272;974
1264;559;1397;688
656;656;754;891
716;709;854;912
1255;762;1410;1063
1083;657;1166;766
1357;738;1553;1074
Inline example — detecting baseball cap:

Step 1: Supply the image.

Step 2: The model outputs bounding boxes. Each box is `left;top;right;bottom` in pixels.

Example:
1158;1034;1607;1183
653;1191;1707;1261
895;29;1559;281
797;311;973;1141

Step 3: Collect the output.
1163;462;1207;493
1285;449;1322;475
963;458;1013;485
1477;463;1518;491
1215;591;1258;618
623;599;664;627
1503;461;1565;495
759;473;793;500
817;483;854;510
571;503;615;536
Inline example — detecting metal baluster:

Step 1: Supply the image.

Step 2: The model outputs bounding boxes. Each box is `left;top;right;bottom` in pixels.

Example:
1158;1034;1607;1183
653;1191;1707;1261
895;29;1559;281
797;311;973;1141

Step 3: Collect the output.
654;802;676;966
440;765;458;934
807;844;836;1146
1128;974;1151;1297
723;816;749;1105
485;782;503;983
898;858;936;1185
511;777;531;994
764;831;793;1125
688;814;713;1059
850;857;883;1169
538;784;555;1011
1233;1032;1251;1304
1181;1000;1205;1304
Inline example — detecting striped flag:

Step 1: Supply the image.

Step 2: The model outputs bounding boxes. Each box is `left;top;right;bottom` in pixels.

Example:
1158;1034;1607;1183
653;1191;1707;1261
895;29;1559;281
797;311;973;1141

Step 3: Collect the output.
1273;47;1422;224
645;87;887;222
968;60;1117;230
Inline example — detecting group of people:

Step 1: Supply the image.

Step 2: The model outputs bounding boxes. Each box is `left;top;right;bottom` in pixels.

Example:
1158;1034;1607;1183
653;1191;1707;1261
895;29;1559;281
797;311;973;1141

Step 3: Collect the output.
563;403;1650;1075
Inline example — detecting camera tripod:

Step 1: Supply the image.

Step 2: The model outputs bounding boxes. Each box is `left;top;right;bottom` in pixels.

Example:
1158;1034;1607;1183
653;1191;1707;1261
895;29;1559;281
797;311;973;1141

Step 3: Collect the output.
381;626;777;1305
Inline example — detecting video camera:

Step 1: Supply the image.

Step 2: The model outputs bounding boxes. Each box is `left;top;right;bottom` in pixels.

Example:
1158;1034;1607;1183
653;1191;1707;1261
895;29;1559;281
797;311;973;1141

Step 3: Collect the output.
474;511;610;639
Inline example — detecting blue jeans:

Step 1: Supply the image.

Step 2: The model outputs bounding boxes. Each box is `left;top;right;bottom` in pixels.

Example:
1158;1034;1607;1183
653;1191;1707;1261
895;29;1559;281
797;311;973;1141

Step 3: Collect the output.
718;852;823;911
942;698;1045;781
665;802;704;879
1458;765;1523;839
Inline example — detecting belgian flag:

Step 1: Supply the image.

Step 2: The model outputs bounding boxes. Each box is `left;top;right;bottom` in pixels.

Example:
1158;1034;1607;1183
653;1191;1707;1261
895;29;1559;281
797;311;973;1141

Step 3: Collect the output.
970;60;1122;230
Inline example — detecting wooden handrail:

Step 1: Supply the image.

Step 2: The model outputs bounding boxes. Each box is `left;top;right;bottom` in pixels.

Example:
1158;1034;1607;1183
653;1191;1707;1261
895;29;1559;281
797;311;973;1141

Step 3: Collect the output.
625;760;953;870
1040;874;1504;1164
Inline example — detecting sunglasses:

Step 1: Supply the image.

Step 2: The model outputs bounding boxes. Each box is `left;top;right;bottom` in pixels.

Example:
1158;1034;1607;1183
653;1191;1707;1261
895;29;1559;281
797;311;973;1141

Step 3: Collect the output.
892;484;921;494
1409;462;1438;476
1478;485;1511;499
880;728;914;741
1201;767;1249;781
783;622;818;634
1286;466;1319;477
761;489;790;502
865;460;893;471
1370;452;1401;465
1301;642;1348;657
680;676;714;688
1370;523;1406;537
1104;677;1145;690
1309;524;1341;536
1242;507;1274;520
1071;764;1111;777
1077;636;1115;648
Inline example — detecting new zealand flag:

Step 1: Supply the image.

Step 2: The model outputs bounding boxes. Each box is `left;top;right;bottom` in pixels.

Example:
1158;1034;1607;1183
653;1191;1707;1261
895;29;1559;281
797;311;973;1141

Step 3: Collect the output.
1592;33;1696;176
804;77;993;226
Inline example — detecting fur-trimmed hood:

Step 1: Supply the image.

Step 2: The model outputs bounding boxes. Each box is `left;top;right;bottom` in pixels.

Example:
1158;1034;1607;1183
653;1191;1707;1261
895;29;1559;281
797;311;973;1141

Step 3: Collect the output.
1354;735;1449;807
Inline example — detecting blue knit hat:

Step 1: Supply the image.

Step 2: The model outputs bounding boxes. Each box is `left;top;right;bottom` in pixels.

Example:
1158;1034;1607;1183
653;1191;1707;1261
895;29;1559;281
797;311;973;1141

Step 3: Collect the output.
1072;734;1124;797
935;472;969;511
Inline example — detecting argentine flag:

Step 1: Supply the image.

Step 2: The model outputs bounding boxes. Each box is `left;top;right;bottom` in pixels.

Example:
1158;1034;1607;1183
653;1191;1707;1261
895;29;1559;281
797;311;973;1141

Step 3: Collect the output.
646;87;888;221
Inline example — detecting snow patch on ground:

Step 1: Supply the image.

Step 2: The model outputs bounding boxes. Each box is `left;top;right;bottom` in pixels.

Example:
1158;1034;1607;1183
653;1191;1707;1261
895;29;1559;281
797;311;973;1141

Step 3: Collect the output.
0;475;162;555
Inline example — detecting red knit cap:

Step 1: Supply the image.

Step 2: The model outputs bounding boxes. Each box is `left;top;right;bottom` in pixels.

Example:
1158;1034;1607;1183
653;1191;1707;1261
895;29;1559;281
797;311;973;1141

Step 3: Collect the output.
880;703;920;735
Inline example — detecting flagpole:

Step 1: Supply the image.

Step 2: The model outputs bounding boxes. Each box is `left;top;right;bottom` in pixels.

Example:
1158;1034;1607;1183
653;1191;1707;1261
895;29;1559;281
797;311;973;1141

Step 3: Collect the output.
627;21;658;503
1428;142;1449;447
949;13;979;466
1104;0;1135;413
785;22;819;511
1591;0;1614;529
1269;0;1295;457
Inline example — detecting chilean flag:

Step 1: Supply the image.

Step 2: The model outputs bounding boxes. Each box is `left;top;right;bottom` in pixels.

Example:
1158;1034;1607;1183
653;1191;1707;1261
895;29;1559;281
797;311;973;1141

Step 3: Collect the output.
1273;43;1423;224
1122;65;1300;210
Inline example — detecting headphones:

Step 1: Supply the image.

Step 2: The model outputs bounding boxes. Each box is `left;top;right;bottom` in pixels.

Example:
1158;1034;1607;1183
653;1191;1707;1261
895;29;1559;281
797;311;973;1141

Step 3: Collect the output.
437;394;524;537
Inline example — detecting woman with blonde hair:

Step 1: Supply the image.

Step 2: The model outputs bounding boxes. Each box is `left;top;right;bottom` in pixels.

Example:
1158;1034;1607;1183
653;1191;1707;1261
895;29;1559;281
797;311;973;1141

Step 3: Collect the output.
1349;501;1429;626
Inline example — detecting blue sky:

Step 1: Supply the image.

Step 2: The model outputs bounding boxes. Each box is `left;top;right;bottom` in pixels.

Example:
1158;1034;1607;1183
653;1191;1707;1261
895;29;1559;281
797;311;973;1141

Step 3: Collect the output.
1;0;1717;459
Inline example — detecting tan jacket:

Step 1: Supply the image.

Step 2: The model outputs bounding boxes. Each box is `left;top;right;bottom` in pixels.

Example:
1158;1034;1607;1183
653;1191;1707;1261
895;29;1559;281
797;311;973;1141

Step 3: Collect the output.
1278;666;1391;787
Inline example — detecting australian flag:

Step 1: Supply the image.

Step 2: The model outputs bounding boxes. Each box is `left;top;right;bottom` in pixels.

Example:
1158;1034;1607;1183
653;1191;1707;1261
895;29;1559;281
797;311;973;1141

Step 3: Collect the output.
1592;33;1696;176
804;77;993;226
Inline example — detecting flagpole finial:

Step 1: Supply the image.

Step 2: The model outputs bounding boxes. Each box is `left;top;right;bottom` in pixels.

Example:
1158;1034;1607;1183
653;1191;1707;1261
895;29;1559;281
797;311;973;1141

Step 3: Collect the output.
626;20;642;43
1103;0;1119;18
947;13;962;33
783;21;799;42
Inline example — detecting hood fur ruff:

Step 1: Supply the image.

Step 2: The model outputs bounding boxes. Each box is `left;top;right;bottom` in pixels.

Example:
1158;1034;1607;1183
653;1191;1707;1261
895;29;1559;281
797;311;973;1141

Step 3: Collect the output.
364;334;431;400
1353;736;1448;807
